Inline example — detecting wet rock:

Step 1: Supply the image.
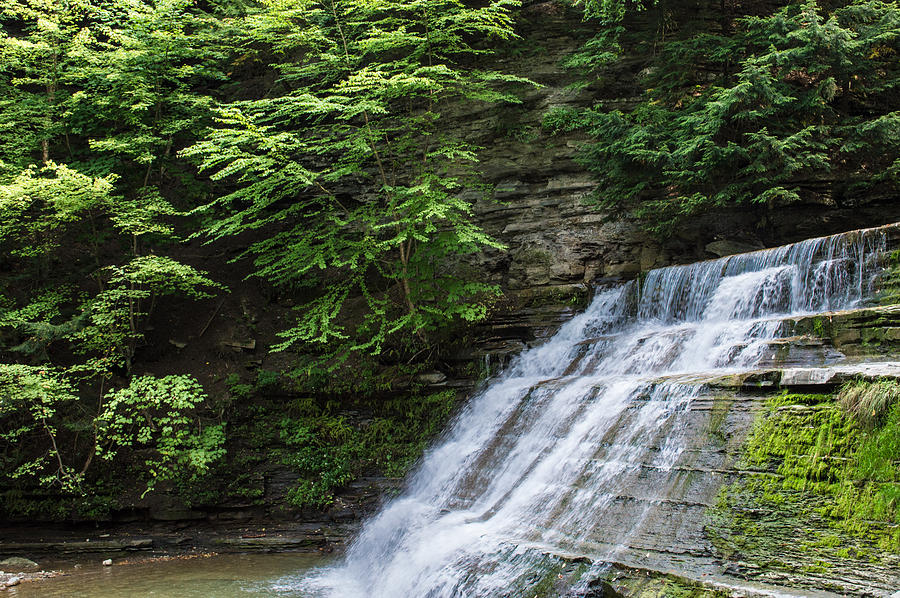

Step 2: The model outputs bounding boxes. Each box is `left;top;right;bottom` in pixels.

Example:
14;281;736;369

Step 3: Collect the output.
417;371;447;385
705;239;764;258
723;563;743;576
328;508;357;522
221;338;256;351
5;576;21;587
0;539;153;554
149;506;205;521
213;536;324;551
583;579;623;597
0;557;38;569
778;367;836;386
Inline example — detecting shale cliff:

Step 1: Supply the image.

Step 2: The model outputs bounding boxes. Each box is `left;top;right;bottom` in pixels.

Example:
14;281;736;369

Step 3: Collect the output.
458;0;900;368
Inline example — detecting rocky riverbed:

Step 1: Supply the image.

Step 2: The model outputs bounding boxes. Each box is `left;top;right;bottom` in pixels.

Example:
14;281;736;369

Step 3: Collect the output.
0;557;59;590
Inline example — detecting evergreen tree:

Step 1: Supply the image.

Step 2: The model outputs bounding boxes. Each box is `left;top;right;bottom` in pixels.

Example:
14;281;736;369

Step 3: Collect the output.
547;0;900;235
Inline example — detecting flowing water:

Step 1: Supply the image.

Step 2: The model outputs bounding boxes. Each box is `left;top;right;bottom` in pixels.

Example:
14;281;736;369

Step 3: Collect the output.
13;226;892;597
293;225;893;597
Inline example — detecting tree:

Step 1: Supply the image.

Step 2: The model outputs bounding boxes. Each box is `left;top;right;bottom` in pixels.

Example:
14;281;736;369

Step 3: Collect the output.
0;0;232;504
0;0;97;170
96;375;225;497
0;165;224;499
185;0;530;365
547;0;900;235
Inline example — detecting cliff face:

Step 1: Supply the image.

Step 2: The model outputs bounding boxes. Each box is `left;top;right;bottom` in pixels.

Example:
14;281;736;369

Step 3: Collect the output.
436;8;900;593
454;0;900;368
563;319;900;596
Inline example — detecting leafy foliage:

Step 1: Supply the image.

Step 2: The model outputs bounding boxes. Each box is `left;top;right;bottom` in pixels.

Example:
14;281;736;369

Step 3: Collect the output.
0;163;116;260
549;1;900;235
0;366;225;499
184;0;528;364
73;256;223;373
0;0;521;517
234;384;458;508
97;375;225;496
576;0;656;24
0;0;230;507
0;364;81;492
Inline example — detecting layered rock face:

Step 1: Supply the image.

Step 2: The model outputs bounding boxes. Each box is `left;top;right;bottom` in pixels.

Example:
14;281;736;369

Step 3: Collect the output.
298;223;899;598
456;0;900;367
380;8;900;591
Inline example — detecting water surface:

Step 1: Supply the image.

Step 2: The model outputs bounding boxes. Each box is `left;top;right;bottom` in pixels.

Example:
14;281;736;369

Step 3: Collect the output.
7;553;325;598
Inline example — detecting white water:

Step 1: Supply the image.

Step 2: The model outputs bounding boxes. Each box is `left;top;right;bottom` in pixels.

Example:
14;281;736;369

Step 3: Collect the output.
296;225;891;597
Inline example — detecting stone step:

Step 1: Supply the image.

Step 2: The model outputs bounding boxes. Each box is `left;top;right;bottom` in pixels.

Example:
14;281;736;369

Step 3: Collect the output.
675;361;900;390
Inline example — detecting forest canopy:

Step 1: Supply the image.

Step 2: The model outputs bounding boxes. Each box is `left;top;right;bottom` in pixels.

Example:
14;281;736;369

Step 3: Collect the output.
0;0;524;511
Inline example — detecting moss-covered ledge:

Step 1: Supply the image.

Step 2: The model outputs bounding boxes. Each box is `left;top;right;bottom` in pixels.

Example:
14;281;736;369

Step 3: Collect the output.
706;382;900;595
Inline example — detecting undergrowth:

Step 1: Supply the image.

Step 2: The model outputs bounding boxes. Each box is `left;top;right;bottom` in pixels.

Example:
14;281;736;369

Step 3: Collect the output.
223;368;459;509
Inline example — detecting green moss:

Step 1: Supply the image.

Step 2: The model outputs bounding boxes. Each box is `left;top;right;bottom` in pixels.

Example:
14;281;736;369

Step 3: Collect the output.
710;386;900;571
496;551;594;598
520;560;567;598
228;388;460;508
741;392;853;488
877;260;900;306
518;249;553;268
812;316;827;338
615;572;730;598
838;378;899;429
707;394;733;444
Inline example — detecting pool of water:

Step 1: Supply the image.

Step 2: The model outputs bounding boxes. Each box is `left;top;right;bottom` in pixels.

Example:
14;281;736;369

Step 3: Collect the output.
6;553;327;597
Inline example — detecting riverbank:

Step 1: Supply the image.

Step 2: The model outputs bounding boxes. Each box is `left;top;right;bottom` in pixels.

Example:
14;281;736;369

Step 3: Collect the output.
0;518;345;558
0;520;339;593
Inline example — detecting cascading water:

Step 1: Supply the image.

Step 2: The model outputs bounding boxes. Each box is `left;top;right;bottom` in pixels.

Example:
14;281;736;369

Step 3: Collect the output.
293;225;893;597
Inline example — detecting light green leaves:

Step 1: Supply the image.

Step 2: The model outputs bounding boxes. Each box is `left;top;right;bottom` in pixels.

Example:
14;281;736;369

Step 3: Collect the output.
0;364;81;491
186;0;525;365
97;375;225;495
0;163;117;256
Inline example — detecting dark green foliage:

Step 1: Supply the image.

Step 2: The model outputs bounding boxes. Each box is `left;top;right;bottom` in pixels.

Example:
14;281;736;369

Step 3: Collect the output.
225;372;459;508
184;0;529;366
279;390;459;508
1;0;517;516
550;1;900;235
577;0;657;24
0;0;231;506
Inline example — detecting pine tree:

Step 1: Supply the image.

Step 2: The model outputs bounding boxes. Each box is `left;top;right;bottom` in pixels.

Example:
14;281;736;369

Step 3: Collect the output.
547;0;900;235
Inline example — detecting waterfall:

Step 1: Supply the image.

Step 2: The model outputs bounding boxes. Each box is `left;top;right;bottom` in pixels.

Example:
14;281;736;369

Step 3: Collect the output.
293;225;892;597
